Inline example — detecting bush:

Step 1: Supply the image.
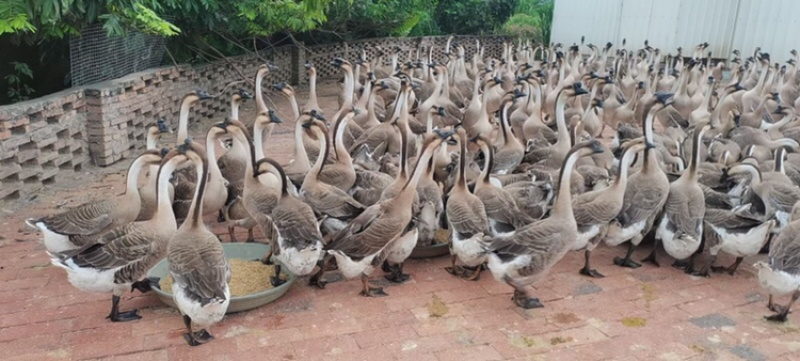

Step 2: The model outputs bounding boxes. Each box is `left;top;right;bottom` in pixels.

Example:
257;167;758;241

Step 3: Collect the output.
501;0;553;43
435;0;517;35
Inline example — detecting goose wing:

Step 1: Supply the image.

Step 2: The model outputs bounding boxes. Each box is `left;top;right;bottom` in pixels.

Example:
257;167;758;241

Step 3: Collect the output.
769;222;800;275
617;176;668;226
764;182;800;213
572;191;618;226
272;198;323;249
446;194;489;237
664;186;705;238
477;187;532;227
67;223;157;279
703;207;764;230
326;203;398;259
302;184;364;219
169;235;230;304
37;200;114;236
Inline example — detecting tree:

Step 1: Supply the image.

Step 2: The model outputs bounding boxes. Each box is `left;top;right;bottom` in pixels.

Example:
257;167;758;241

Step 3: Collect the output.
435;0;517;35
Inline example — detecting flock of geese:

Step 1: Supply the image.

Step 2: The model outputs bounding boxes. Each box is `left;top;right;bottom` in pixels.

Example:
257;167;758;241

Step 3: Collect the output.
23;36;800;347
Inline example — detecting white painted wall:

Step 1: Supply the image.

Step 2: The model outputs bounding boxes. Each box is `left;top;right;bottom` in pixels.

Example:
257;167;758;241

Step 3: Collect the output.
551;0;800;59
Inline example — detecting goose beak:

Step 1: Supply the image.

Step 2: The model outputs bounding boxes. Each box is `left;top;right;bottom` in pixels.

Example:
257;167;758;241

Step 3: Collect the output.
310;110;326;121
433;129;456;141
156;118;172;133
304;62;312;69
266;63;278;71
239;89;253;99
272;83;285;92
302;120;313;129
196;90;212;100
588;139;604;154
268;110;284;124
645;141;656;150
437;107;446;117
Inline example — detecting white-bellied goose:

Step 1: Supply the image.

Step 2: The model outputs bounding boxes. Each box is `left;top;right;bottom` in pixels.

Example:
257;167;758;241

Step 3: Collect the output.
300;118;365;235
312;131;452;296
27;150;165;254
254;157;324;282
446;127;491;280
604;93;673;268
573;138;648;278
647;124;711;270
50;146;181;322
485;140;605;309
695;205;775;277
755;204;800;322
168;141;230;346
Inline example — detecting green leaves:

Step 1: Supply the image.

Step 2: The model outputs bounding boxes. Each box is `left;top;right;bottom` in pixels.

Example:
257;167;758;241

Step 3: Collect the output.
5;61;35;102
0;0;36;35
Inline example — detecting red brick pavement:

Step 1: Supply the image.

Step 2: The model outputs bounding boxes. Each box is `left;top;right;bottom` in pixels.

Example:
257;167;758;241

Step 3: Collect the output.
1;82;798;361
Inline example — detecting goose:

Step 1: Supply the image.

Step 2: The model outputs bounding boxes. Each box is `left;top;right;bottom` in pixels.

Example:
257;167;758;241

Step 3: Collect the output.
300;117;365;235
523;83;589;169
313;131;452;296
172;124;230;222
329;58;364;150
317;112;358;191
572;138;648;278
474;135;534;235
255;158;324;282
167;141;230;347
223;116;282;255
605;93;673;268
445;127;490;280
302;61;323;116
137;118;174;221
695;205;775;277
27;150;165;254
49;146;180;322
724;162;800;237
485;140;605;309
220;110;284;242
176;90;213;144
272;82;319;165
646;124;711;269
754;204;800;322
493;92;526;174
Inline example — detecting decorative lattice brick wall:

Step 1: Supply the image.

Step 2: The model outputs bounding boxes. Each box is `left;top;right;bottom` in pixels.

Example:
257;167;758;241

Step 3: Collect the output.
0;90;88;200
0;36;508;201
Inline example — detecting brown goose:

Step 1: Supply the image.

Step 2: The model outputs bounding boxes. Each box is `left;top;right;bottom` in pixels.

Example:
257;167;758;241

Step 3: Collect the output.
493;91;526;174
572;138;648;278
167;141;230;346
318;112;358;191
604;93;673;268
474;135;534;235
695;205;775;277
313;131;452;296
523;83;589;168
254;158;324;282
138;119;174;221
648;124;711;270
755;203;800;322
27;150;165;254
446;127;491;280
485;140;605;309
50;147;182;322
300;118;365;235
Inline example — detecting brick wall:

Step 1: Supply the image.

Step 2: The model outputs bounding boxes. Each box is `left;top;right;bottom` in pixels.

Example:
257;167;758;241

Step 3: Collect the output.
0;35;508;202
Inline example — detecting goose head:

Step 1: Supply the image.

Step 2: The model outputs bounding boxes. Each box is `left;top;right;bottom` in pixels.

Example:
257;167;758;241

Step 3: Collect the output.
235;88;253;101
272;82;294;98
149;117;172;138
185;89;212;103
330;58;353;71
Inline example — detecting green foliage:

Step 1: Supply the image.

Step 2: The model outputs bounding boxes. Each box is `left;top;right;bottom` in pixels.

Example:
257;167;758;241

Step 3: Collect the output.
503;0;553;43
5;61;35;102
435;0;517;35
302;0;436;43
502;13;539;40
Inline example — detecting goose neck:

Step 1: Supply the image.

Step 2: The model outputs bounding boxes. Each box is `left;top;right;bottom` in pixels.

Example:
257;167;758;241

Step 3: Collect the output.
552;148;581;215
255;70;267;113
154;159;178;218
230;98;241;120
177;100;192;144
186;154;209;229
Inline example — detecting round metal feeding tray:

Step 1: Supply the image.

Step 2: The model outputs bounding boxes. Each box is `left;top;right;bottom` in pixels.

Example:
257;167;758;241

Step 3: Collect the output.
148;243;296;314
410;229;451;259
